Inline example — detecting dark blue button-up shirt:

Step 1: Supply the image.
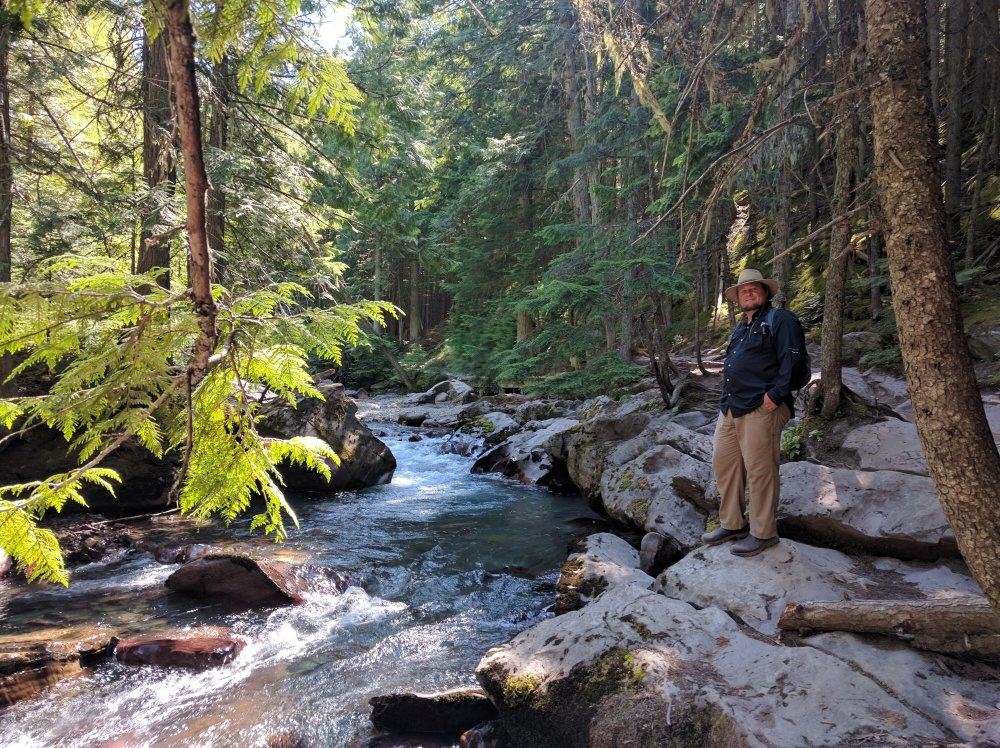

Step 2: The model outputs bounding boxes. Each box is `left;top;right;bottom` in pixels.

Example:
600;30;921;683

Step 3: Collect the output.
719;302;803;418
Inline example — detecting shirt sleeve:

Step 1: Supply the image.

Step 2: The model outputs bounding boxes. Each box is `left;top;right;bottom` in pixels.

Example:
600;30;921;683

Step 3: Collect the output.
766;312;802;403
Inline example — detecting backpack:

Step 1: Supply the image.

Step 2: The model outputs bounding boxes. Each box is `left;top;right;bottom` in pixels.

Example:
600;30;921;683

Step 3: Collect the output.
762;308;811;392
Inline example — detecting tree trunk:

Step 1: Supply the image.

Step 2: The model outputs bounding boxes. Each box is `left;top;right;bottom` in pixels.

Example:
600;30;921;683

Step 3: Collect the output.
942;0;967;243
866;0;1000;610
408;259;421;343
820;0;860;418
162;0;217;383
206;56;228;284
868;227;884;318
0;5;13;393
516;310;534;342
139;24;175;287
770;0;804;308
926;0;940;122
779;597;1000;658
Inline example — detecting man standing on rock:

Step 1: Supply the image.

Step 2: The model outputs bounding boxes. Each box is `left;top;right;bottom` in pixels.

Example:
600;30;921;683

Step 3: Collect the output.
701;269;808;557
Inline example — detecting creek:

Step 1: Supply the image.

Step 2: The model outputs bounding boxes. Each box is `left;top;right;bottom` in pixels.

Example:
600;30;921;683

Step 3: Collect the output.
0;429;601;747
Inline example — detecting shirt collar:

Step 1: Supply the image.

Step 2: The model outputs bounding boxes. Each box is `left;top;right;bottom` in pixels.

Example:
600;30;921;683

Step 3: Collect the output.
741;300;773;327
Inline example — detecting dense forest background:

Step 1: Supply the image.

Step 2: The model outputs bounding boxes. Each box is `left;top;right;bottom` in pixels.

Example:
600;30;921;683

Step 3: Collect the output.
3;0;997;403
1;0;999;589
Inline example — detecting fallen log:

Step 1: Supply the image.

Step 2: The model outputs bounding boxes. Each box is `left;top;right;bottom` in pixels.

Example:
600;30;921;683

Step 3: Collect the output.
779;597;1000;659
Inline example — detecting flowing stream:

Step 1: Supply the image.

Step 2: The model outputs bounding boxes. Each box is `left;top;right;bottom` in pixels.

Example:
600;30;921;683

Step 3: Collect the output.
0;429;602;747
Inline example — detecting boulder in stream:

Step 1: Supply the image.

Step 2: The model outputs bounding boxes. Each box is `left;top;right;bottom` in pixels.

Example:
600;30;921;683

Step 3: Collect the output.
165;552;308;608
260;381;396;493
369;687;498;736
115;627;245;670
0;626;118;706
414;379;477;405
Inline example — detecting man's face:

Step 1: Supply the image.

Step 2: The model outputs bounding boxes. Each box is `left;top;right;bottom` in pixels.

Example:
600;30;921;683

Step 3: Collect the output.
738;282;767;313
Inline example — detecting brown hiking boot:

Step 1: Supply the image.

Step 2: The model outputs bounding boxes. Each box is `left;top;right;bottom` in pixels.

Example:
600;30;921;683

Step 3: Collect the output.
701;526;749;546
730;534;779;557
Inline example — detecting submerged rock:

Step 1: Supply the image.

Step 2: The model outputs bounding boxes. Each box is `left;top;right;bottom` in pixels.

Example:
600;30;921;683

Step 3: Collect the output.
115;627;245;670
0;626;118;706
369;688;498;736
476;582;998;747
165;552;308;608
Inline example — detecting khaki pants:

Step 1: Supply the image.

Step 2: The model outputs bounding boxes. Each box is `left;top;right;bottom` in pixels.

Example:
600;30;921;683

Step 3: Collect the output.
712;404;791;540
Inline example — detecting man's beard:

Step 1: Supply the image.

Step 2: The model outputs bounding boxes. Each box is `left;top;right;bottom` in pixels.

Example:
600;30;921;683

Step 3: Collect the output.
740;301;764;314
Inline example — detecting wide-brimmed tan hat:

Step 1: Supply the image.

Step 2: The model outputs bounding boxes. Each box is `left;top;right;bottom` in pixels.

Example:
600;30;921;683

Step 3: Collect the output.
724;268;781;303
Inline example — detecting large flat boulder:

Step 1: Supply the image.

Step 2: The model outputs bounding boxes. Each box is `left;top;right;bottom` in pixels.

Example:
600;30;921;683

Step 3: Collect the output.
841;418;929;474
778;461;957;559
842;415;1000;475
477;582;970;747
802;631;1000;745
260;381;395;492
0;626;117;706
657;539;981;635
555;533;653;613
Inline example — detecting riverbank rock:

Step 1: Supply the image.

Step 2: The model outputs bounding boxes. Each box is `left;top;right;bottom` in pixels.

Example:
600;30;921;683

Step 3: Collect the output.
165;552;308;608
0;626;117;706
0;549;12;579
471;417;578;487
260;381;395;492
594;421;713;550
840;418;929;473
115;627;245;670
369;688;498;736
467;412;520;446
554;533;652;614
414;379;476;405
476;582;996;747
0;428;175;514
512;400;574;424
656;539;981;635
53;521;143;566
777;461;957;559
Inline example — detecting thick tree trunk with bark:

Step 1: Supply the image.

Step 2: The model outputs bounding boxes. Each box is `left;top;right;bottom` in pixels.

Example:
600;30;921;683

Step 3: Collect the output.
161;0;217;384
820;0;860;418
867;0;1000;609
942;0;967;243
139;26;175;287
